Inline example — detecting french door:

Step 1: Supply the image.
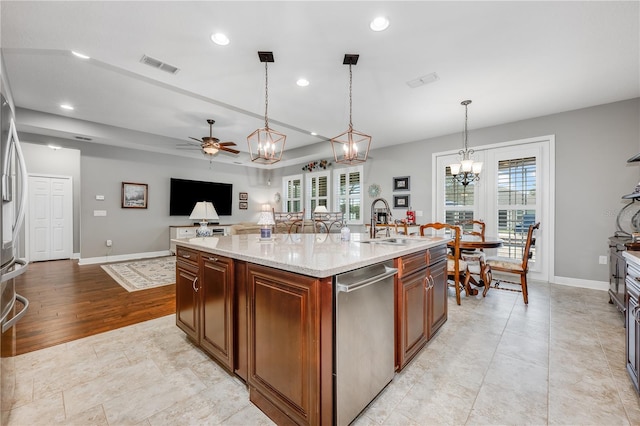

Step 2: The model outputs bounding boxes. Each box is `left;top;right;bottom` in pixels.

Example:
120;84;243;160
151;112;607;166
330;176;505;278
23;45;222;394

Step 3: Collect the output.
434;136;553;282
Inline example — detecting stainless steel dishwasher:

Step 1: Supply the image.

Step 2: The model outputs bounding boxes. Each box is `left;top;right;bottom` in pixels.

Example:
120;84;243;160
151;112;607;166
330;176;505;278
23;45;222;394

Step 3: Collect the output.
334;260;398;425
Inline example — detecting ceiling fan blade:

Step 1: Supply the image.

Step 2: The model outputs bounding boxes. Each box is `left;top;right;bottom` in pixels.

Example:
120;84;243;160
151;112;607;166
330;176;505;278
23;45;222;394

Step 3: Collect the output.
176;146;200;150
218;141;237;146
189;137;204;143
220;147;240;154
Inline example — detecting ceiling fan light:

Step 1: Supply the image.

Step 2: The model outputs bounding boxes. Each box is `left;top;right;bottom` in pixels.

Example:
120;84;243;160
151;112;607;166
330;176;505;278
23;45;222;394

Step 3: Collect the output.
203;146;219;155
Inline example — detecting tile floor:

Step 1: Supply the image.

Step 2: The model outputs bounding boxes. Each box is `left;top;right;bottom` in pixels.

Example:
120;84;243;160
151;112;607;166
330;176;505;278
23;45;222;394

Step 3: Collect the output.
2;281;640;425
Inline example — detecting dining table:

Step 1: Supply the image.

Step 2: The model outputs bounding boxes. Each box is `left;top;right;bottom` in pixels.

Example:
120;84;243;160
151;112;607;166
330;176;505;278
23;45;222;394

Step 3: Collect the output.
448;235;503;296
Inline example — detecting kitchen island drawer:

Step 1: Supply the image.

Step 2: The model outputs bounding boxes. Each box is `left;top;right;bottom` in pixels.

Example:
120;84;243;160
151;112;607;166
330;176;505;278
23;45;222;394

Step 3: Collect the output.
176;246;200;266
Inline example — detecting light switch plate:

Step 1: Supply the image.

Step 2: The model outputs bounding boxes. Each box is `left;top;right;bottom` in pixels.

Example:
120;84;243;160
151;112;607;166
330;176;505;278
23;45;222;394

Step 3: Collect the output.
93;210;107;217
96;195;105;200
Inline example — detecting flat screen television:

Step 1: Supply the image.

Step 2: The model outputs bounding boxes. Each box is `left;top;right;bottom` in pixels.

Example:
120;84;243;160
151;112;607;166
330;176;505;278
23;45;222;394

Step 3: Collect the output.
170;178;233;217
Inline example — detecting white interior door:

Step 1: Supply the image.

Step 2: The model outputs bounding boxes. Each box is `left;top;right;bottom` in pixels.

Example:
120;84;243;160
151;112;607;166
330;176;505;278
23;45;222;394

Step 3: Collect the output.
28;175;72;261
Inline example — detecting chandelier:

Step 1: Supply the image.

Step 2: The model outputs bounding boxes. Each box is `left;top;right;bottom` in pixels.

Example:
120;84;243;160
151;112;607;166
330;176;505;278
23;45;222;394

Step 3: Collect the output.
330;54;371;165
450;100;482;186
247;51;286;165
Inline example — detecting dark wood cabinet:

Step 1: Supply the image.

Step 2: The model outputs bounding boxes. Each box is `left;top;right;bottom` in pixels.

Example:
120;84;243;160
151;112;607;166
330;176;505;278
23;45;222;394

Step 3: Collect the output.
395;246;447;370
176;247;200;341
175;246;234;372
246;263;332;426
428;258;448;339
200;254;234;370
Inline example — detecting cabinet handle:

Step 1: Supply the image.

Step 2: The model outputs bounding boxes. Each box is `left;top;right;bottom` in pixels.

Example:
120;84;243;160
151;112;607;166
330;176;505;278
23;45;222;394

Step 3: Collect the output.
429;276;435;290
208;256;218;262
181;254;191;259
192;276;199;292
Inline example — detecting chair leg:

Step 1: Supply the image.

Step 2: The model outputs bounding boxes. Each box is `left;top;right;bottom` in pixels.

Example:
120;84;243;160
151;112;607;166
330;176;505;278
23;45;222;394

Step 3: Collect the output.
454;277;461;306
462;270;471;296
482;265;492;297
521;274;529;304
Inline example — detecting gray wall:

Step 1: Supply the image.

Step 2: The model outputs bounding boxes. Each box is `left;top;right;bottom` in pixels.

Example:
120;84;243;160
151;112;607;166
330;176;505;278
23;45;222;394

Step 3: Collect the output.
20;135;278;260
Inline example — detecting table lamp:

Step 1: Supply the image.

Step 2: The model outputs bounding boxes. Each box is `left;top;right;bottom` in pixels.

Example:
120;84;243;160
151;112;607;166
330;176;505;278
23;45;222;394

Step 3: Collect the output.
189;201;219;237
257;210;275;241
314;205;329;214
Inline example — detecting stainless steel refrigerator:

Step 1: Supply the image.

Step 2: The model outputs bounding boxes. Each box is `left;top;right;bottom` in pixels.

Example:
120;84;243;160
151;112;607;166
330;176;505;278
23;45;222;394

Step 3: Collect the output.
0;90;29;419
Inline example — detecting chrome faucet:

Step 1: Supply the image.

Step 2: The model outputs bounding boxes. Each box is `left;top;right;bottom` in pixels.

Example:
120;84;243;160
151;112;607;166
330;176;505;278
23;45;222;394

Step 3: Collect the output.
370;198;392;239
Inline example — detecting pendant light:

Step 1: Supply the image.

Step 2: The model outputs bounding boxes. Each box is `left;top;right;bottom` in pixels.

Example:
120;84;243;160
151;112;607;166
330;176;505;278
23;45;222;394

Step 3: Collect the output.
330;54;371;165
247;51;286;165
449;100;482;186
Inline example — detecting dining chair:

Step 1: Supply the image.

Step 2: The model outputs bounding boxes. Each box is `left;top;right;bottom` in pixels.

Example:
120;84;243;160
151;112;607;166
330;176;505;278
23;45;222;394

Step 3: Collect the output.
273;209;306;234
458;219;486;240
457;219;491;295
420;222;470;305
485;222;540;304
313;211;345;234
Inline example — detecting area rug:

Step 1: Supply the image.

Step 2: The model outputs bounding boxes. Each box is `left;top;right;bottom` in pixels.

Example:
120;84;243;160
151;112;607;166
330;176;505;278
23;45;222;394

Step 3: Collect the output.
101;256;176;292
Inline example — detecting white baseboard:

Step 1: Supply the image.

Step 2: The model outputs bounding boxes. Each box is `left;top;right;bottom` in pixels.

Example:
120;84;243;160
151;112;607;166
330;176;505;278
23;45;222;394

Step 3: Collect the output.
72;252;80;259
552;275;608;292
78;250;172;266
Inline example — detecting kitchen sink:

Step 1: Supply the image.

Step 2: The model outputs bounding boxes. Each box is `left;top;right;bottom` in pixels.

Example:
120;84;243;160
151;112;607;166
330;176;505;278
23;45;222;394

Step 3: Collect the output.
359;237;420;246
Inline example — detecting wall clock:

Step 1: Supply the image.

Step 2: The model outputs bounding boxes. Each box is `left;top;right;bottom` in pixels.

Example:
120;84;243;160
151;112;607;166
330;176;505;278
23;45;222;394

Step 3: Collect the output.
368;183;381;198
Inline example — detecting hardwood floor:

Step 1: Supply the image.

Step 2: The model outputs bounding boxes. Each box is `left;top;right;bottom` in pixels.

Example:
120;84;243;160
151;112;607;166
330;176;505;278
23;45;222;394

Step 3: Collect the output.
5;258;175;356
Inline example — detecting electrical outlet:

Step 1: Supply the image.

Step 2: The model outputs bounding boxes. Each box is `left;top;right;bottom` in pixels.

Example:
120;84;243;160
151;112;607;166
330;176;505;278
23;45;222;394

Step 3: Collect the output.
106;240;112;247
599;255;607;265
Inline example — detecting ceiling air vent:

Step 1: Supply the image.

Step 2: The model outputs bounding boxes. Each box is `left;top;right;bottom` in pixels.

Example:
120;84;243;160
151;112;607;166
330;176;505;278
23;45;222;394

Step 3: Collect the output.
74;136;92;141
140;54;180;75
406;72;439;88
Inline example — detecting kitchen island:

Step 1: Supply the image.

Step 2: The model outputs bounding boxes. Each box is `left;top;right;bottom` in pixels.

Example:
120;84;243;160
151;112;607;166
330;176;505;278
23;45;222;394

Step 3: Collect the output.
173;233;450;426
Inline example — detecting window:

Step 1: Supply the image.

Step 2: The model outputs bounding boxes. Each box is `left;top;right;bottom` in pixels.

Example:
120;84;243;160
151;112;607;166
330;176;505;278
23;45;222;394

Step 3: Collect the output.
282;174;303;213
444;166;476;225
334;166;363;224
496;157;537;261
281;166;363;224
305;171;330;216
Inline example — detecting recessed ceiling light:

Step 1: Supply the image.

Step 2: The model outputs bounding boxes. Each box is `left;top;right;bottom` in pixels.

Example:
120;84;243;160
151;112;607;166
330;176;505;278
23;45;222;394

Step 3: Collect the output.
71;51;90;59
48;144;62;150
60;104;74;110
296;78;310;87
211;33;230;46
370;16;390;32
310;132;318;136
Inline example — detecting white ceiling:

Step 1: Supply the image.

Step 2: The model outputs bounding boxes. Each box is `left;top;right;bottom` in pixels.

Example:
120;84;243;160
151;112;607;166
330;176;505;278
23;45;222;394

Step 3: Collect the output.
1;1;638;168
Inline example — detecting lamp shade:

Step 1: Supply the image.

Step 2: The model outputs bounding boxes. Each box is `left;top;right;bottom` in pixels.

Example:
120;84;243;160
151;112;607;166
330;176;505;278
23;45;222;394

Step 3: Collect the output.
189;202;219;221
314;205;329;213
257;211;275;226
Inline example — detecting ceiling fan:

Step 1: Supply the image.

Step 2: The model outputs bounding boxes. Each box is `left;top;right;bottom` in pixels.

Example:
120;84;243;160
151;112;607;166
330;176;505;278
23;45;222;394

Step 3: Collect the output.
177;119;240;156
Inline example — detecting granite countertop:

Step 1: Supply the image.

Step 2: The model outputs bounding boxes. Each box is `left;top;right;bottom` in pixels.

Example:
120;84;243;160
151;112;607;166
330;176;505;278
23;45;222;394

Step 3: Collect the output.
173;233;450;278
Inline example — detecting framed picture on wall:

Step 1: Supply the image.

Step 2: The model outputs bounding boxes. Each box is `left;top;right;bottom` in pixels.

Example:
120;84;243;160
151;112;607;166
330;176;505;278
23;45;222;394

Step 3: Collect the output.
121;182;148;209
239;201;248;210
393;176;410;191
393;194;410;208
